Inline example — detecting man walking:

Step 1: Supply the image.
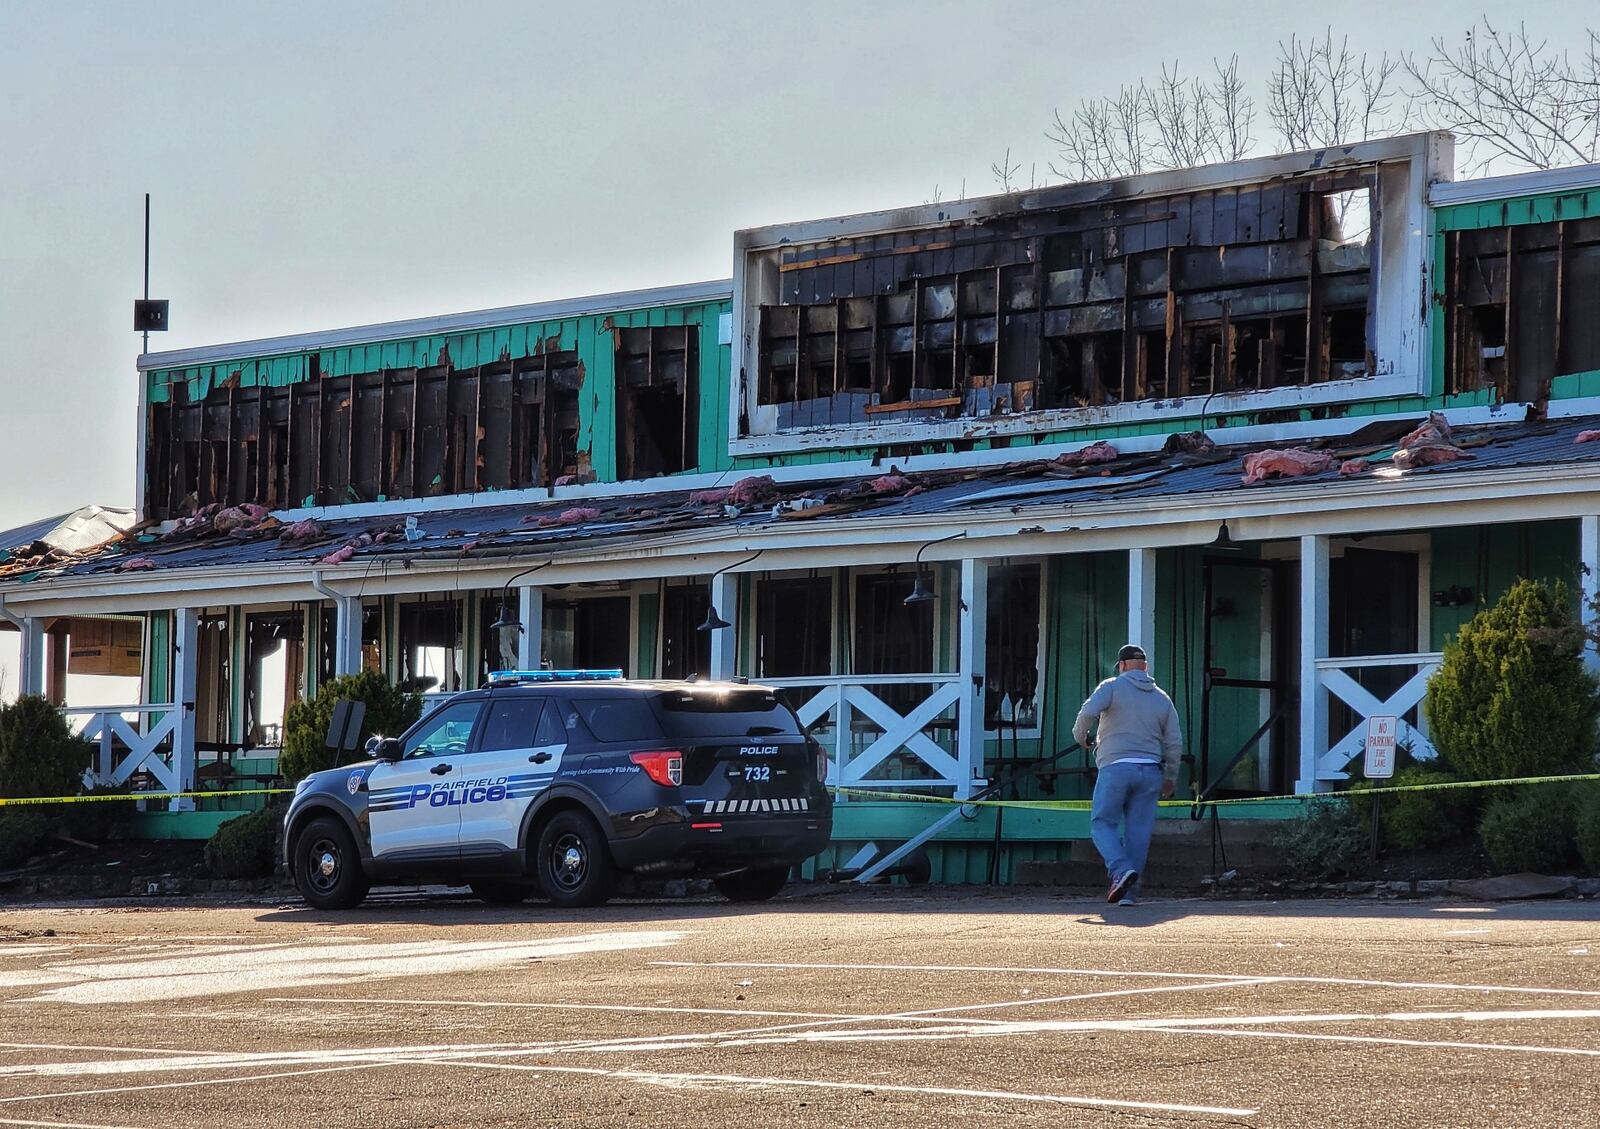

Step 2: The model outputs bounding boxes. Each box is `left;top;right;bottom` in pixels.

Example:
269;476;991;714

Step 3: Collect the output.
1072;644;1183;905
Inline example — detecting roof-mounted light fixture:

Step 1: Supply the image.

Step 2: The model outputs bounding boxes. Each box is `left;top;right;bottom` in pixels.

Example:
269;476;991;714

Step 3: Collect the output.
488;560;555;634
904;532;968;605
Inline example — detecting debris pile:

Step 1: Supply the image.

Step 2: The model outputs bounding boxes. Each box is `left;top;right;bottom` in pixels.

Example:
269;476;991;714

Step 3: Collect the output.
1339;459;1372;477
1392;413;1470;470
1241;448;1338;485
522;506;603;529
1162;431;1216;456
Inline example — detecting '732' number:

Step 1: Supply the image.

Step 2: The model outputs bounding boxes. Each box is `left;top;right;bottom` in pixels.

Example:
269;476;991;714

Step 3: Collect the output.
741;764;772;782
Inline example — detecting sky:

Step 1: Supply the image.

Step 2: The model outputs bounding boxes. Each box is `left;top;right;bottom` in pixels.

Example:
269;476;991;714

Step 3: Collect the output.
0;0;1592;697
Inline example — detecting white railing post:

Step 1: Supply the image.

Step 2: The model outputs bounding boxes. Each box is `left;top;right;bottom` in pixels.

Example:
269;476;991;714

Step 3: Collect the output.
834;681;849;790
1297;535;1331;794
1128;548;1157;672
169;608;200;811
709;570;737;680
517;585;544;670
1583;516;1600;673
17;617;46;698
957;558;989;799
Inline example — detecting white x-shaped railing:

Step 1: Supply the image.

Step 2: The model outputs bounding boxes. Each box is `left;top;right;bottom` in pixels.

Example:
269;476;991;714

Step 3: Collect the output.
761;674;965;789
66;704;182;793
1314;653;1442;779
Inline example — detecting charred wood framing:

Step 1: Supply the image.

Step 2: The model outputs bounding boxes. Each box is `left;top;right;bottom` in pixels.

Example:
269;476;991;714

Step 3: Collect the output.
614;325;698;479
144;349;585;518
754;174;1378;429
1443;217;1600;401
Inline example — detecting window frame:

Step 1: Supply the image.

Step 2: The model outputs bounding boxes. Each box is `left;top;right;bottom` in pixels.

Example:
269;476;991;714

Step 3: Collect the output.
982;560;1047;740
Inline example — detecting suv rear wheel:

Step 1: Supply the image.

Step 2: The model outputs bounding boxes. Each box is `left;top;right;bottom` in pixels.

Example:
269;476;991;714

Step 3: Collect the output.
714;866;790;903
292;816;370;910
534;810;614;908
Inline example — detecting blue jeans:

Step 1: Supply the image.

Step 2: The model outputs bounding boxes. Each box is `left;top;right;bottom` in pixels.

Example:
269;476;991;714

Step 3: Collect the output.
1090;761;1163;886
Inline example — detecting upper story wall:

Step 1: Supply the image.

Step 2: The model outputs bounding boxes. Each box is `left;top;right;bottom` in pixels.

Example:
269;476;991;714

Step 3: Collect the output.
139;282;734;520
1430;165;1600;405
731;134;1451;461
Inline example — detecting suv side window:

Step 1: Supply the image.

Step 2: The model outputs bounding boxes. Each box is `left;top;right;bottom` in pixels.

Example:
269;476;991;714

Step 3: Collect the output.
404;701;484;759
478;696;548;753
534;701;566;746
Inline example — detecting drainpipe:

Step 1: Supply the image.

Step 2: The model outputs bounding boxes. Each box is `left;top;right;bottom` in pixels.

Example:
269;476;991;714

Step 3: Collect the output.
312;572;363;676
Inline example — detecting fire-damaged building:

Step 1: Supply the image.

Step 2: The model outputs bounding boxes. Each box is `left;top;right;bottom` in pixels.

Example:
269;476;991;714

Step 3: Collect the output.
6;131;1600;878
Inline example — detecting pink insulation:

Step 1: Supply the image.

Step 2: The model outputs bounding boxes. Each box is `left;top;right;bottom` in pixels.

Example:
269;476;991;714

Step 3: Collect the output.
529;506;603;528
1338;459;1371;477
727;475;779;506
1241;448;1338;485
1056;441;1119;467
1392;410;1470;470
212;503;271;533
1576;430;1600;444
115;557;157;572
278;518;325;544
319;545;356;565
866;474;911;495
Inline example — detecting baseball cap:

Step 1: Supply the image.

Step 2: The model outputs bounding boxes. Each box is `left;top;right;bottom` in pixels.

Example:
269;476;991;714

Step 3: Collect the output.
1117;644;1147;663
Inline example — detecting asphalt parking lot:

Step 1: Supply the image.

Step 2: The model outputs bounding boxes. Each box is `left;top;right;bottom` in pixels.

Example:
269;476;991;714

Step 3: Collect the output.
0;889;1596;1128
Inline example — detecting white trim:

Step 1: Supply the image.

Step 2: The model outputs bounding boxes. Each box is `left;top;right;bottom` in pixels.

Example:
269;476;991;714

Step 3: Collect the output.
727;375;1425;457
269;398;1529;525
1429;162;1600;207
136;279;733;372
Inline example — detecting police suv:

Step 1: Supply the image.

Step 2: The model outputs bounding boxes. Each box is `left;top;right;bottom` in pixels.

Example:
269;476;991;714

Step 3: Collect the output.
282;671;833;910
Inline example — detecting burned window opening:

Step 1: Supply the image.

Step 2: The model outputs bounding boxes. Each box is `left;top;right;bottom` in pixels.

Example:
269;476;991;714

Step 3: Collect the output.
1444;218;1600;402
754;174;1380;430
615;326;698;479
145;350;586;519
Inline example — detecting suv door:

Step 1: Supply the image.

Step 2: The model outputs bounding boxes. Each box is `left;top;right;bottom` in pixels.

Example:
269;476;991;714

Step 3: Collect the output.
458;694;568;854
366;699;484;861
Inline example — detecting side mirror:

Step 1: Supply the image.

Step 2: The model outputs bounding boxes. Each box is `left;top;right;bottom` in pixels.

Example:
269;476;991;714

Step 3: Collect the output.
367;736;404;761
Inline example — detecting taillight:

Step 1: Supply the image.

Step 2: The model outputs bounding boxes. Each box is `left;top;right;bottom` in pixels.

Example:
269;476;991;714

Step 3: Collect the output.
630;750;683;787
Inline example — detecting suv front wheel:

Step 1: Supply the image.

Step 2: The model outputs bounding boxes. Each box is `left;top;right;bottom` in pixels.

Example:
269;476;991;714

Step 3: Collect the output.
534;810;615;908
292;816;371;910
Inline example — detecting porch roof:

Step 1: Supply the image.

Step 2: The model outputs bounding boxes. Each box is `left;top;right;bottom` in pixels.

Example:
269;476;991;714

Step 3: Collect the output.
7;412;1600;590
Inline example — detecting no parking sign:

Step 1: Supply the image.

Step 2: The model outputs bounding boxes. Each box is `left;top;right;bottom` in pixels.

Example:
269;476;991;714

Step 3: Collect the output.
1364;715;1397;779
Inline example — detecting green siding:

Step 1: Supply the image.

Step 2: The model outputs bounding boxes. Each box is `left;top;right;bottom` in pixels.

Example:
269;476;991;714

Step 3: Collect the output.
1428;520;1580;651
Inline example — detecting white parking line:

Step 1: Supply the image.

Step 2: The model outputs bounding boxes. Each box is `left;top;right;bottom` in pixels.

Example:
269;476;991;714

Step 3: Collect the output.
656;960;1600;998
415;1058;1261;1118
0;1118;150;1129
1158;1025;1600;1058
0;1063;395;1106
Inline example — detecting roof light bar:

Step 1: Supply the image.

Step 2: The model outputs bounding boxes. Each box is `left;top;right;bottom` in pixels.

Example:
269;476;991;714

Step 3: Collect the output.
488;668;625;683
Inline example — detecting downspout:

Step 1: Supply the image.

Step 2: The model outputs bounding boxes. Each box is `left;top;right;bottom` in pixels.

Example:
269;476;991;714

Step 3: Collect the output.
310;572;341;603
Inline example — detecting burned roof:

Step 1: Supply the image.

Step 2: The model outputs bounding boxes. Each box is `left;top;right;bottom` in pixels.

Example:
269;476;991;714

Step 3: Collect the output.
5;412;1599;587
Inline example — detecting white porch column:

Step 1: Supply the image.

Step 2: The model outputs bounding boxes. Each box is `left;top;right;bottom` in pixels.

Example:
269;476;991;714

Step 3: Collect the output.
169;607;200;811
15;617;46;698
517;585;544;671
1582;516;1600;673
956;557;990;799
708;571;737;680
333;596;363;676
1296;534;1331;794
1128;548;1157;671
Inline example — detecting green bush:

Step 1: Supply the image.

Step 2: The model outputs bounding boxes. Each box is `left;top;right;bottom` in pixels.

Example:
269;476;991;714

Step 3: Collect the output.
1426;579;1600;781
278;671;421;783
0;695;92;799
1353;763;1478;852
1574;784;1600;877
0;809;50;869
1478;784;1579;873
1275;798;1367;880
203;806;281;879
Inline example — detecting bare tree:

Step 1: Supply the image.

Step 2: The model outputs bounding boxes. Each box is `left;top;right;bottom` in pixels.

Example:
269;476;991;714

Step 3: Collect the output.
989;147;1038;194
1047;58;1254;181
1405;19;1600;172
1269;29;1412;151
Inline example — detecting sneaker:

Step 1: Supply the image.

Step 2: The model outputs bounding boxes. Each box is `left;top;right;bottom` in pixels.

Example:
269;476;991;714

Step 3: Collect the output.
1107;869;1139;903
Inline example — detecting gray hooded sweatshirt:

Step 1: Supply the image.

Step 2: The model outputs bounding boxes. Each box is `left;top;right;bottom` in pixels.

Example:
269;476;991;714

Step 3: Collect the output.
1072;670;1183;782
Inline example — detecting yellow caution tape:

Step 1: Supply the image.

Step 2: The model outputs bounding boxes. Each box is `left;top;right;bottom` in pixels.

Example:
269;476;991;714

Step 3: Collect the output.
0;788;293;808
832;771;1600;812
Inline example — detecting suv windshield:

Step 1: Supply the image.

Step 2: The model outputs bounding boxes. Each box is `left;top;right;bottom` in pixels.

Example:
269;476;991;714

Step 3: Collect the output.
652;689;798;740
